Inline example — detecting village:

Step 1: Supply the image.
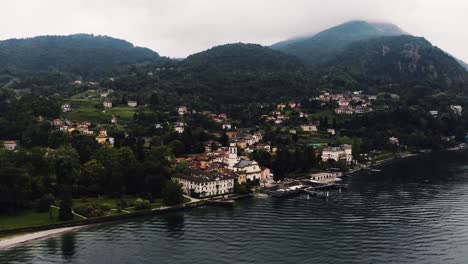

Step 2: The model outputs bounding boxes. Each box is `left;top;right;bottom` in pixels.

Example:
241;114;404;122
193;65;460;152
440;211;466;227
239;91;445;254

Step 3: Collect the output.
2;87;468;203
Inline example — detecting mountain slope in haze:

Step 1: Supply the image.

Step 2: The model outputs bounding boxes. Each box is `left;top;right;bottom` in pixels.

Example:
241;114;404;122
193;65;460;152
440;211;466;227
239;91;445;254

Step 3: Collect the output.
319;35;468;97
0;34;160;78
179;43;310;103
458;59;468;71
184;43;304;73
272;20;406;66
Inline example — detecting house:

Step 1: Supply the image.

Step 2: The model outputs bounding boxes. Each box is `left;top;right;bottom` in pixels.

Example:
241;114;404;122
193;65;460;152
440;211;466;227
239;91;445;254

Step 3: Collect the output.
95;130;114;146
233;159;262;181
327;129;336;135
301;124;318;132
61;103;72;113
277;104;286;110
450;105;463;115
310;171;343;183
299;112;307;118
127;100;138;107
429;110;439;117
355;106;373;114
338;98;352;106
321;144;353;163
335;106;354;115
173;173;236;198
222;123;232;130
53;119;64;127
2;140;18;151
174;122;186;134
111;116;118;124
367;95;377;100
288;102;299;108
389;137;399;145
178;106;188;115
103;101;112;109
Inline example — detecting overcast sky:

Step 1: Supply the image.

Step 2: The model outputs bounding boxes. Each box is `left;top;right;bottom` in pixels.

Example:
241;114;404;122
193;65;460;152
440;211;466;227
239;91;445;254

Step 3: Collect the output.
1;0;468;61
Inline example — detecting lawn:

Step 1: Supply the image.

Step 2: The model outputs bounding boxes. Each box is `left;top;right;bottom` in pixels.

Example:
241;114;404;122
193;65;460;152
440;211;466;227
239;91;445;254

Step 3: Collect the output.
0;208;71;231
64;105;138;123
74;196;164;214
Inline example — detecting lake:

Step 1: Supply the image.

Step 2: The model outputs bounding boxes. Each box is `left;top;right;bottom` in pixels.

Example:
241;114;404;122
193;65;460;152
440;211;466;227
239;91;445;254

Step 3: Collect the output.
2;151;468;263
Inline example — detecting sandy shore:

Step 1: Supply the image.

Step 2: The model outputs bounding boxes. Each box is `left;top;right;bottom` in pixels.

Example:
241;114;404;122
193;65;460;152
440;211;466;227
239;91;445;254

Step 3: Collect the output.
0;226;85;249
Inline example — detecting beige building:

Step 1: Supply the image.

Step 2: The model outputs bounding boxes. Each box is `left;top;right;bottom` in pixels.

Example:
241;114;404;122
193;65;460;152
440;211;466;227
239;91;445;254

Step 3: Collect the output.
310;171;343;183
173;173;236;198
321;144;353;163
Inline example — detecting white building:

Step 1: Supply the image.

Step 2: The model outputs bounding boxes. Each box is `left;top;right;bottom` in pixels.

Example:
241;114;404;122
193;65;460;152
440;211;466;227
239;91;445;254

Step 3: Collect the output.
321;144;353;163
173;174;235;198
103;101;112;109
389;137;399;145
127;101;138;107
450;105;463;115
178;106;188;115
301;124;318;132
327;129;336;135
174;122;186;134
2;140;18;151
310;171;343;183
222;123;232;130
61;104;72;113
429;110;439;117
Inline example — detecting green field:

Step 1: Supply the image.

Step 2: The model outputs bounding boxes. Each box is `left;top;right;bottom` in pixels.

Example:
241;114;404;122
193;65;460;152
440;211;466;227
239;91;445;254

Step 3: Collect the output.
0;208;70;231
63;99;138;123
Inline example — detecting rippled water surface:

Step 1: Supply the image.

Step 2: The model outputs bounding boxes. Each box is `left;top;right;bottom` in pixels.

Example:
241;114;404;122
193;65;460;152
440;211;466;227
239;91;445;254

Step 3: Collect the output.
2;152;468;263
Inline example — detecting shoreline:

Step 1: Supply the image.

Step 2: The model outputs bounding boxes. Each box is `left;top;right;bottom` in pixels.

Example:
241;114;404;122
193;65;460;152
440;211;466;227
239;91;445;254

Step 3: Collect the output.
0;226;86;249
0;194;252;250
2;147;467;250
347;145;468;176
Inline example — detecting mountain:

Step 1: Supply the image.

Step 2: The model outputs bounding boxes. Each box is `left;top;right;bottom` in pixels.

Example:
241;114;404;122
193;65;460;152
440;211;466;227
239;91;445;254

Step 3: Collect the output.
458;59;468;71
0;34;160;78
318;35;468;97
272;20;406;66
149;43;307;104
183;43;304;73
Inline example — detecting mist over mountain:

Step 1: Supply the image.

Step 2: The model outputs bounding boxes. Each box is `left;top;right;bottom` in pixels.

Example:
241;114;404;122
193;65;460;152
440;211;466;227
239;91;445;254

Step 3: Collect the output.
272;20;407;66
316;35;468;97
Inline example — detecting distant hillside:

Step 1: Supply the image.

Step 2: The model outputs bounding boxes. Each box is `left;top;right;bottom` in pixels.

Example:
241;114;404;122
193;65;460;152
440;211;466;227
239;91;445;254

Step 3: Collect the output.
179;43;309;104
318;35;468;97
272;21;406;66
458;59;468;71
0;34;160;78
184;43;304;73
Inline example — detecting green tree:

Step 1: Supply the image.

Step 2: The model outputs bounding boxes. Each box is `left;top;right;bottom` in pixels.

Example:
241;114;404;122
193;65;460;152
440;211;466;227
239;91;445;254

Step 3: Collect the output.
162;180;185;206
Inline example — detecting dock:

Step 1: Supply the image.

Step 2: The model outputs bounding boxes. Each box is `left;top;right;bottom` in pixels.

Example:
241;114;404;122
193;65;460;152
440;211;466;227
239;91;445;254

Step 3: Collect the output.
262;182;348;198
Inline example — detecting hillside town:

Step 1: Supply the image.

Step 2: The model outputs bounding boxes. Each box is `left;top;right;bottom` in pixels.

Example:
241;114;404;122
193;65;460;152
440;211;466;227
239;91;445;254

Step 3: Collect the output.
6;87;467;201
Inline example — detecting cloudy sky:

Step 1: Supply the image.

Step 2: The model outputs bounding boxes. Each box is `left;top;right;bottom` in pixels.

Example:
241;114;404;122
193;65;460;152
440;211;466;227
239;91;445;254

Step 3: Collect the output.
1;0;468;61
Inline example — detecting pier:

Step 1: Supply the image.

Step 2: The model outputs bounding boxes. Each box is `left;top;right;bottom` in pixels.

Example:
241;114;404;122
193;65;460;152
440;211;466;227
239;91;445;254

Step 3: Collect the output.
262;181;348;198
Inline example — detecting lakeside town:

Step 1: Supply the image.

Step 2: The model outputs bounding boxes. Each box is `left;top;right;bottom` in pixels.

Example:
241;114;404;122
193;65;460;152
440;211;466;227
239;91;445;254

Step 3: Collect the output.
2;85;468;234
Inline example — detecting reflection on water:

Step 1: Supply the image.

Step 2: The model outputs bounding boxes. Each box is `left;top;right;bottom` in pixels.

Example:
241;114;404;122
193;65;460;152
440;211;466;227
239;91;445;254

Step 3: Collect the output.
2;152;468;263
61;232;76;261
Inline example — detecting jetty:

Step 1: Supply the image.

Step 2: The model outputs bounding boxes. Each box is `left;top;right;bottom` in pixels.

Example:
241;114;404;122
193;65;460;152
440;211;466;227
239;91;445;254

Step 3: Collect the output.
262;181;348;198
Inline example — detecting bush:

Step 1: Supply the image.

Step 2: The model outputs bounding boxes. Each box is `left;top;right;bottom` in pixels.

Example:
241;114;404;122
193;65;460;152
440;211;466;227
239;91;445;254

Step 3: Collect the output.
74;204;105;218
134;198;151;210
36;193;56;212
98;203;112;211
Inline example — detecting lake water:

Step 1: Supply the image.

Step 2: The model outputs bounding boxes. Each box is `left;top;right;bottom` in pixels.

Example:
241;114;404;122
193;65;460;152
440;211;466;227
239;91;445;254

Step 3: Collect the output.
2;152;468;263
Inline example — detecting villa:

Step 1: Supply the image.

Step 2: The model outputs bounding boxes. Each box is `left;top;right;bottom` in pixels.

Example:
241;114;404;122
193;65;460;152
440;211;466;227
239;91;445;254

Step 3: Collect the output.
321;144;353;163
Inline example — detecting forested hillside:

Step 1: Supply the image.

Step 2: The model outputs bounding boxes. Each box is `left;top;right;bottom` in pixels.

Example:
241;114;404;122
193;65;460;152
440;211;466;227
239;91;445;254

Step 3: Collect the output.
0;34;160;79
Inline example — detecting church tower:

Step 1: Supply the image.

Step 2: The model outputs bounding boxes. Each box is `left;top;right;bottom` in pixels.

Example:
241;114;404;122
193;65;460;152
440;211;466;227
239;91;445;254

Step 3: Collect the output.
227;142;238;169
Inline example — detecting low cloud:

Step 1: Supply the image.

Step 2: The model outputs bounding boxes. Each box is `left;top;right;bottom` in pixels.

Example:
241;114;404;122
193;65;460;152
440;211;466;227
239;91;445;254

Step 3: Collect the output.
1;0;467;61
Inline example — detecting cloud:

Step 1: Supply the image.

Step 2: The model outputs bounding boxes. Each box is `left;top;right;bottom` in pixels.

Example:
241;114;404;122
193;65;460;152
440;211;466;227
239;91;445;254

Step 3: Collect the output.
0;0;467;61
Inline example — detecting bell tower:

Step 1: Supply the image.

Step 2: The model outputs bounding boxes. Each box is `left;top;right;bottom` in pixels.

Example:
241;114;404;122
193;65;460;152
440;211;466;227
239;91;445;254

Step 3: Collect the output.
228;142;238;169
